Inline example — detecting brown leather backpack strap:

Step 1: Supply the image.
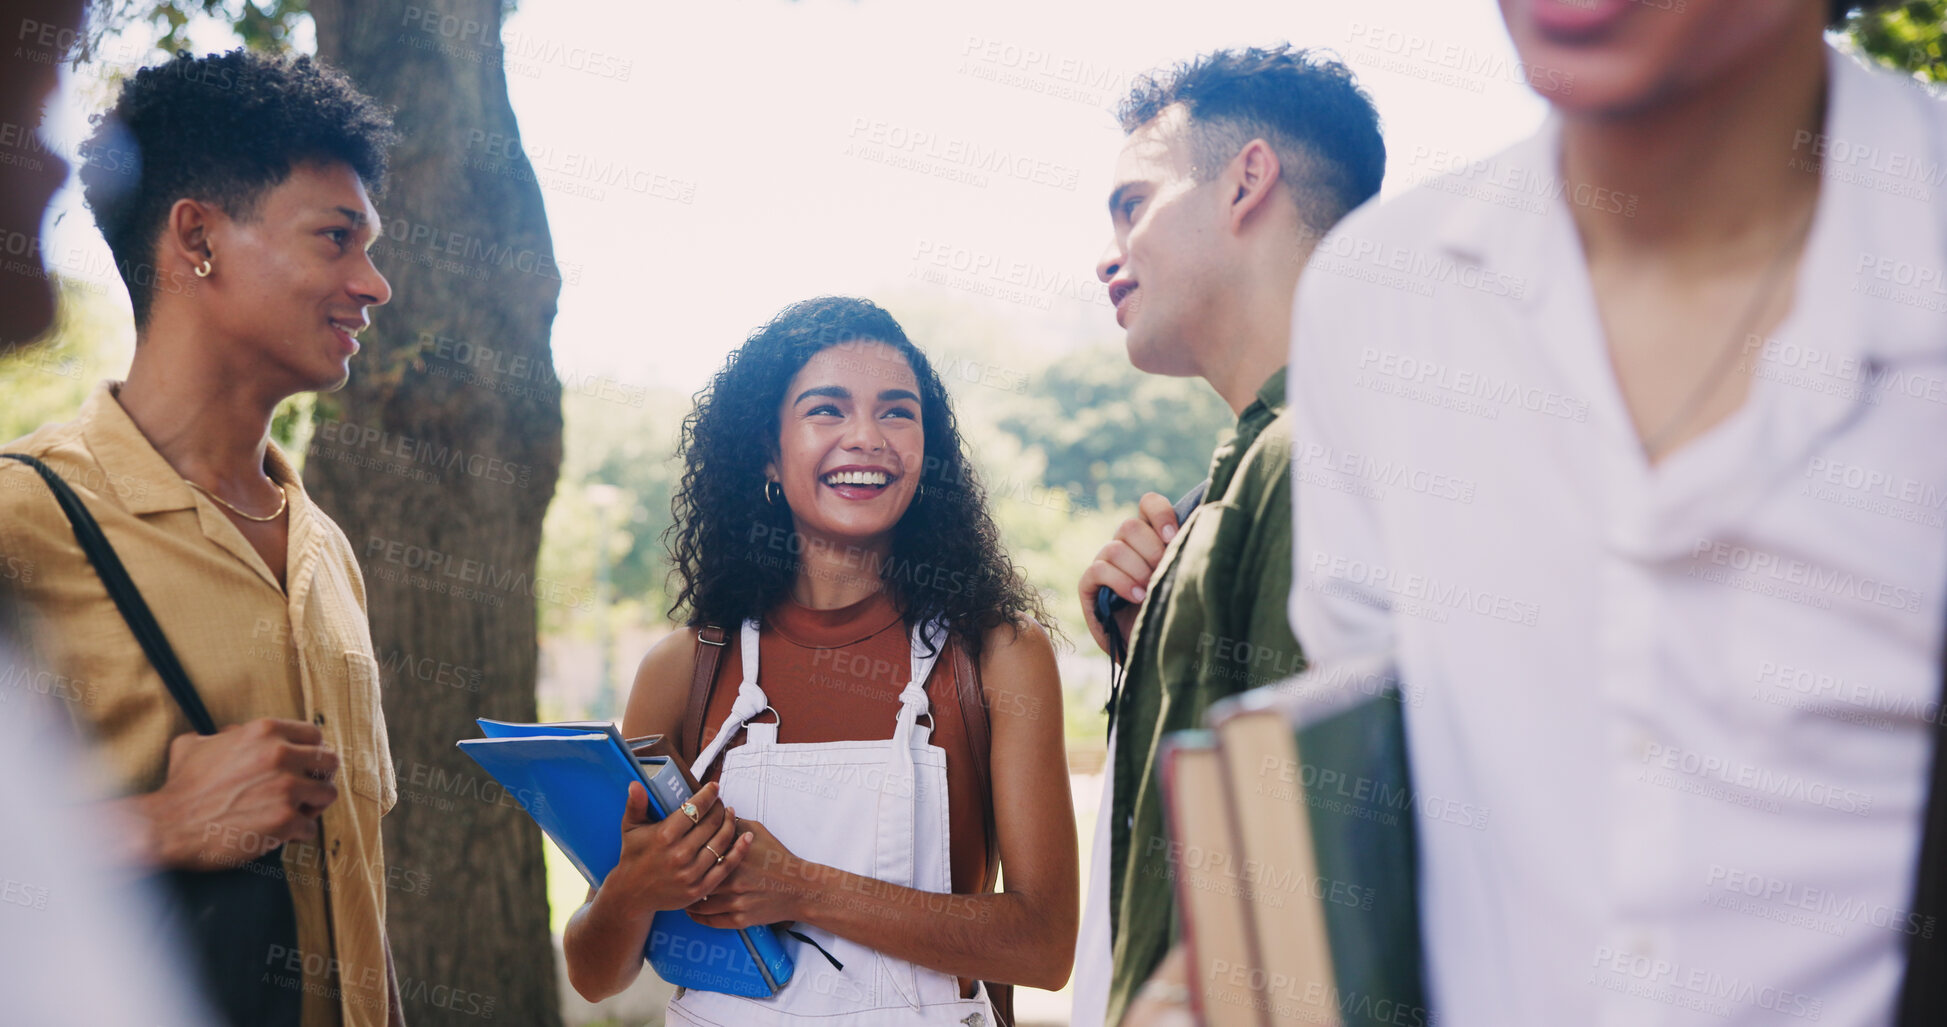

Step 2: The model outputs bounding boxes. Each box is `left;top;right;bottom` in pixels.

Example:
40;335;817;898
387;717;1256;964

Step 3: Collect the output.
951;639;1001;888
951;637;1014;1027
683;625;729;761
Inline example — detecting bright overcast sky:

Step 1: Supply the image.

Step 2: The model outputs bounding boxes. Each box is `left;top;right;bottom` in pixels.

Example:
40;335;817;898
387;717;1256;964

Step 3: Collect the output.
39;0;1545;393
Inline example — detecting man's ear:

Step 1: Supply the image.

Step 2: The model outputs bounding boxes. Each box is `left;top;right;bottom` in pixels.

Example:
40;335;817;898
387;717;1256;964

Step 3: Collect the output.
163;196;219;275
1224;139;1283;234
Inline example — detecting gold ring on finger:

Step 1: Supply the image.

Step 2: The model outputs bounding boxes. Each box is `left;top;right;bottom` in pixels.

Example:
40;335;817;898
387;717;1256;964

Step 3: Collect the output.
703;842;722;864
679;800;700;823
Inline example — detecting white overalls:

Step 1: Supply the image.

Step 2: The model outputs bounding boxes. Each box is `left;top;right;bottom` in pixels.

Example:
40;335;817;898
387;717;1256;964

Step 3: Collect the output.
666;618;997;1027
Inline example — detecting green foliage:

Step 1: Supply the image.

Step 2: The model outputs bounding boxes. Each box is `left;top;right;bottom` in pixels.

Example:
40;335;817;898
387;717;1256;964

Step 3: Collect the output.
269;392;315;466
877;294;1234;514
83;0;308;56
86;0;522;59
1001;355;1233;512
0;281;318;465
0;283;132;442
536;384;691;641
1847;1;1947;81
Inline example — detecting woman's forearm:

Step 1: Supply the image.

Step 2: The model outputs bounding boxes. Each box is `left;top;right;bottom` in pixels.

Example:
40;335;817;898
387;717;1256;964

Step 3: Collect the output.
793;862;1075;992
562;888;654;1002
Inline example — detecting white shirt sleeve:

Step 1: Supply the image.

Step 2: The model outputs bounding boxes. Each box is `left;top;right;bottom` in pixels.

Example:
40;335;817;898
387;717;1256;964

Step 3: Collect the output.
1287;245;1399;667
0;647;211;1027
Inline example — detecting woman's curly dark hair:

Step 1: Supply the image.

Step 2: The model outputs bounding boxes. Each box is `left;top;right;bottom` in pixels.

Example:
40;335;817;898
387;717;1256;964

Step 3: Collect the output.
667;296;1048;661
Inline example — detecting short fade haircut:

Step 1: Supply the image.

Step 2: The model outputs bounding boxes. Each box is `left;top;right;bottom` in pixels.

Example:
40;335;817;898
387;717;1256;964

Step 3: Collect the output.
1117;45;1385;234
78;49;396;326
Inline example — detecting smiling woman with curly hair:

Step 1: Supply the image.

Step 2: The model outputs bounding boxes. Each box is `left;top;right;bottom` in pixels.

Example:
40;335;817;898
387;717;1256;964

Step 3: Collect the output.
563;296;1078;1025
668;296;1048;660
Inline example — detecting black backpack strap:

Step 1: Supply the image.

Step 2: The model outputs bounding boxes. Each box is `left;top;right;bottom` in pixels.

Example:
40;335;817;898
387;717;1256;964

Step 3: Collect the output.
1;453;217;736
1099;478;1208;739
1897;612;1947;1024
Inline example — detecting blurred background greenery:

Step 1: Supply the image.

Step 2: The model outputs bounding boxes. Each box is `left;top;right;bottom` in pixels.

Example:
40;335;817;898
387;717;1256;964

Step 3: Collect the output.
1;279;1233;752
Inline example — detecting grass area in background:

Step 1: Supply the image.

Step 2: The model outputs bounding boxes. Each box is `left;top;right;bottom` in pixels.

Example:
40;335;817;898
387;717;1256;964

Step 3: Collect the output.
547;835;585;935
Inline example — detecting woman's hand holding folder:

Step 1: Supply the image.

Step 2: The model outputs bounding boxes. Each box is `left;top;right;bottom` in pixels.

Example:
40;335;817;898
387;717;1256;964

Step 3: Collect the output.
566;777;756;1002
685;817;809;929
608;779;752;912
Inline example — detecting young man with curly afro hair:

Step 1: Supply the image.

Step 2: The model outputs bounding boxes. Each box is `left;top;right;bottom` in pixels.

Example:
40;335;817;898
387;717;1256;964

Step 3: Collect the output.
0;47;405;1027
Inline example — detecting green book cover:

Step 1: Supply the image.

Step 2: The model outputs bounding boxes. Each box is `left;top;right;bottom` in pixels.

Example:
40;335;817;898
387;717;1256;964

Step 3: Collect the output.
1208;654;1429;1027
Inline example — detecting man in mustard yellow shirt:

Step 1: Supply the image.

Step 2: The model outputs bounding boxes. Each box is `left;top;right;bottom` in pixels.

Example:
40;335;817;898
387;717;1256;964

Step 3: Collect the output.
1;49;402;1027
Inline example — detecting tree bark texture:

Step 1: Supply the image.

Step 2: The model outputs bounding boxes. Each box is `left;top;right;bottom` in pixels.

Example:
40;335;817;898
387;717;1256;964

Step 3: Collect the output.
306;2;565;1023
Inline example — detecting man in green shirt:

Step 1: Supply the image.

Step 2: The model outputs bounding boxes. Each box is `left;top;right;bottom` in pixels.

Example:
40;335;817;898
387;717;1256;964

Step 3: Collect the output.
1071;46;1386;1026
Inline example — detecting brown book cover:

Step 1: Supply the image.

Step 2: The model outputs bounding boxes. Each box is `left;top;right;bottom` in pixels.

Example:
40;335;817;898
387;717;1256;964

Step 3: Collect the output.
1214;709;1342;1027
1160;730;1270;1027
1206;654;1428;1027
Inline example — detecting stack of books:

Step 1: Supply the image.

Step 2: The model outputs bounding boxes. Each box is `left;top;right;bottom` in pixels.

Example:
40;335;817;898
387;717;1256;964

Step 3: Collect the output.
1158;655;1429;1027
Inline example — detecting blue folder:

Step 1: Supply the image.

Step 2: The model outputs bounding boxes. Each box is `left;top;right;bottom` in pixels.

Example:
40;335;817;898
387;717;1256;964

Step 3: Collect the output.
457;719;794;997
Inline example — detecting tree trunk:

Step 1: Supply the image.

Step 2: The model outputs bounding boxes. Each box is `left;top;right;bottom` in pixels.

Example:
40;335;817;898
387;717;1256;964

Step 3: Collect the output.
305;2;564;1024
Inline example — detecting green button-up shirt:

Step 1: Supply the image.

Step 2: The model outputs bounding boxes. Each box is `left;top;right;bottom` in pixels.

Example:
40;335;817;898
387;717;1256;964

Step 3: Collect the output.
1106;366;1306;1025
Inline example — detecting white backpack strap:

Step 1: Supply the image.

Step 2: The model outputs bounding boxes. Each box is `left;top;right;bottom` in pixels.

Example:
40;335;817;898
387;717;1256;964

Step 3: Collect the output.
901;619;950;740
689;619;772;778
868;617;952;1010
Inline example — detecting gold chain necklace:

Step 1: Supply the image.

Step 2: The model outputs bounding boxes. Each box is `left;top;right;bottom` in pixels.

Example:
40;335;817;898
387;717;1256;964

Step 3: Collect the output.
1638;206;1818;461
184;479;288;522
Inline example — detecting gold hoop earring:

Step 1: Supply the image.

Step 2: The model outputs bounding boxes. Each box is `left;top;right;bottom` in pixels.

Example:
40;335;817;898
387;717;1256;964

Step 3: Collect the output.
194;258;213;278
764;480;784;505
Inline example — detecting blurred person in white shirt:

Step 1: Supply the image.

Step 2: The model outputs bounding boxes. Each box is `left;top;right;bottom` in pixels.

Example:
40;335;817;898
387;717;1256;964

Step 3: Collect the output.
1;2;210;1023
1288;1;1944;1024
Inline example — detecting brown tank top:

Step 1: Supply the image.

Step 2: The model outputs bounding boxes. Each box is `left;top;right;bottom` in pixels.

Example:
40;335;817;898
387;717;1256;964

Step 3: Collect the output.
694;591;991;897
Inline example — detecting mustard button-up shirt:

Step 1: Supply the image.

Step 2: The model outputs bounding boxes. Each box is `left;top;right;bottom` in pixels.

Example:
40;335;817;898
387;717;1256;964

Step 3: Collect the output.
0;382;398;1027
